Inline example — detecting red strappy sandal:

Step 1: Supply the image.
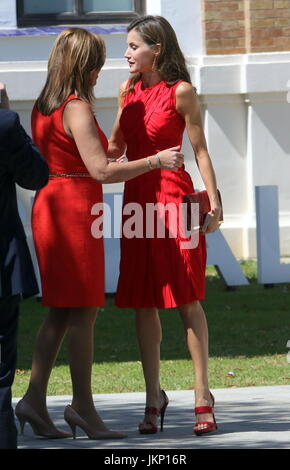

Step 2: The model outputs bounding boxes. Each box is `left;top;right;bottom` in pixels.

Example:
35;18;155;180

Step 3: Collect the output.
139;406;159;434
139;390;169;434
193;393;217;436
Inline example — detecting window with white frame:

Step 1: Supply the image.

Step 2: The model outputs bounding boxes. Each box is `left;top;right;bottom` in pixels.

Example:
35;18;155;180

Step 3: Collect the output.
17;0;145;27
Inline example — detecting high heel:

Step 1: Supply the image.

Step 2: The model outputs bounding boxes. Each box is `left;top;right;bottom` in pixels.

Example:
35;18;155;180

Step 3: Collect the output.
139;390;169;435
193;392;218;436
63;405;127;440
14;399;72;439
160;390;169;432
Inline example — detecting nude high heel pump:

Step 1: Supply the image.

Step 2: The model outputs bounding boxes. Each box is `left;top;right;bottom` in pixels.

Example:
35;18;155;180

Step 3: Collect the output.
15;399;72;439
63;405;127;440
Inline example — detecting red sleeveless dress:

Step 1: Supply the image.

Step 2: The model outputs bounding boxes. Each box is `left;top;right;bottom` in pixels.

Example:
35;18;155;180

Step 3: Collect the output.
31;95;107;307
115;80;207;309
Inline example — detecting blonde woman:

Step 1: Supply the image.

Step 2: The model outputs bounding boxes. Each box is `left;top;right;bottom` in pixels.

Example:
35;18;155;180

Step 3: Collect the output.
15;27;183;440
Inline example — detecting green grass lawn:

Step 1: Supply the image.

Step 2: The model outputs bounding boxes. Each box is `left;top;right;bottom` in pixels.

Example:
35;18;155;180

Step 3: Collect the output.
13;261;290;397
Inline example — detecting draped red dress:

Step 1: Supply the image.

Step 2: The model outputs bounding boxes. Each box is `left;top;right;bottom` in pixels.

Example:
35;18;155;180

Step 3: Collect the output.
31;95;107;307
115;80;207;309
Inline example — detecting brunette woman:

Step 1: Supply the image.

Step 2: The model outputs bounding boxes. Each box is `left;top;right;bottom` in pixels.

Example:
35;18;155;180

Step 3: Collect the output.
109;16;221;436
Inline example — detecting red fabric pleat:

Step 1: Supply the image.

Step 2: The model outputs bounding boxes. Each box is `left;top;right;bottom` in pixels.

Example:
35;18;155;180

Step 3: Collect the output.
115;81;207;309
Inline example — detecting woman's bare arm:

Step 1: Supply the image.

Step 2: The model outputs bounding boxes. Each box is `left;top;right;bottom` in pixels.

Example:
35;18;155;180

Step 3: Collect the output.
107;81;128;159
63;99;184;184
176;82;221;233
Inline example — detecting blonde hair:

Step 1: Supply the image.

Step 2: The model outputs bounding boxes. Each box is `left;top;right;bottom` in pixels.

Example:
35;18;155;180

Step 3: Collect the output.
125;15;192;94
36;27;106;115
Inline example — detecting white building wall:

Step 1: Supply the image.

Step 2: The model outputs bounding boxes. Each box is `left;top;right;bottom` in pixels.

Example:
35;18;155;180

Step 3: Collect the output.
1;0;290;264
0;0;17;28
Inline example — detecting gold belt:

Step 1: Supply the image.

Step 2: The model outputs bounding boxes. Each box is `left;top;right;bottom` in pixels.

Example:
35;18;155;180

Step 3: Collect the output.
49;172;90;178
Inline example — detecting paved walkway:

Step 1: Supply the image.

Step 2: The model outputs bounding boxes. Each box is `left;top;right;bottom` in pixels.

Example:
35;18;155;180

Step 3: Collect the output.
13;385;290;449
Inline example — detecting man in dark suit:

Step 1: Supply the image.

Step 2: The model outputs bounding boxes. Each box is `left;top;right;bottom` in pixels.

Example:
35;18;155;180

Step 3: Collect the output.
0;83;49;449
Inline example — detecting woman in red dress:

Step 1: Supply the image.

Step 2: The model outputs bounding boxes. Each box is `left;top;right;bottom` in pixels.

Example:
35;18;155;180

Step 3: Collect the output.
15;27;184;440
110;16;222;435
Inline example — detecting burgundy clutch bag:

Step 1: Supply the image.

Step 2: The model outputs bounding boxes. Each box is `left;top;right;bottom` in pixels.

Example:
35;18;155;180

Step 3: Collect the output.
183;189;223;231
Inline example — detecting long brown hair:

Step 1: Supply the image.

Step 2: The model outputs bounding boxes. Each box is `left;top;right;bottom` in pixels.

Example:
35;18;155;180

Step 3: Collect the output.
36;27;106;115
125;15;192;94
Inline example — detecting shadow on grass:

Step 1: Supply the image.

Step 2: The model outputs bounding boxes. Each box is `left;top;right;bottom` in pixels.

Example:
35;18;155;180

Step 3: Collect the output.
17;268;290;369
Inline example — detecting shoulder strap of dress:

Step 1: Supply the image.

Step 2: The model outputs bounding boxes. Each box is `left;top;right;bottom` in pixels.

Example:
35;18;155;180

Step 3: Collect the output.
62;94;82;106
171;79;184;91
57;94;83;117
172;80;197;94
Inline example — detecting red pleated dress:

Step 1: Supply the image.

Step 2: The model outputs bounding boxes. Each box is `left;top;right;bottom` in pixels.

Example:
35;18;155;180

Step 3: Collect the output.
31;94;107;307
115;80;207;309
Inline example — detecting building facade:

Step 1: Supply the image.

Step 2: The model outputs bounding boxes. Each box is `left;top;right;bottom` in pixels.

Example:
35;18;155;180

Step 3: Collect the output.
1;1;290;290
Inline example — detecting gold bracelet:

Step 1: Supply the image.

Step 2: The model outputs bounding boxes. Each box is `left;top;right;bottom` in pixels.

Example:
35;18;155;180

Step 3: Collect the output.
156;153;162;169
147;157;153;170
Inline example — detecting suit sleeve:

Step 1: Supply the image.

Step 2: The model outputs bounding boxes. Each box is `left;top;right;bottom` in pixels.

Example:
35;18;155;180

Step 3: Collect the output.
5;112;49;190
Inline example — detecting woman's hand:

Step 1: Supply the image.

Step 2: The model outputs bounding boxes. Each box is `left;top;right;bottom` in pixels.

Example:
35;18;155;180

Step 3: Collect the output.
200;207;222;234
107;155;127;163
158;146;184;170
